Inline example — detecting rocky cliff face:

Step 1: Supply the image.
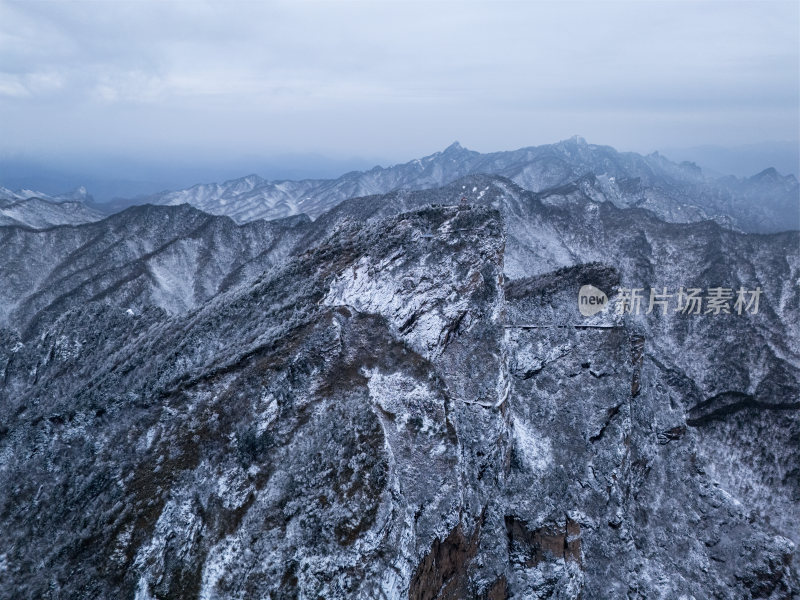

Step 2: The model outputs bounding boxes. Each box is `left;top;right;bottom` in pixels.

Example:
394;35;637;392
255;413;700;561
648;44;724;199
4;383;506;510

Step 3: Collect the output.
0;175;797;598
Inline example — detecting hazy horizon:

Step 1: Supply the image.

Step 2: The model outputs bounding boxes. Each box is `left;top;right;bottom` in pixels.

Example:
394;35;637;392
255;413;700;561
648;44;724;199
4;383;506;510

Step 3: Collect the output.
1;136;798;202
1;0;798;199
2;3;798;157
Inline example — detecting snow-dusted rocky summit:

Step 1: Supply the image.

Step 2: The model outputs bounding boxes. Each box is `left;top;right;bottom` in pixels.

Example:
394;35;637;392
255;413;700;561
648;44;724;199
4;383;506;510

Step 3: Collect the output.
146;137;799;233
0;173;798;599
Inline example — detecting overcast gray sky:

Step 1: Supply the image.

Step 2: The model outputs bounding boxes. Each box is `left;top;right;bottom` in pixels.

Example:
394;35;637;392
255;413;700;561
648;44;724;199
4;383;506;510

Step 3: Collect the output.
1;0;798;167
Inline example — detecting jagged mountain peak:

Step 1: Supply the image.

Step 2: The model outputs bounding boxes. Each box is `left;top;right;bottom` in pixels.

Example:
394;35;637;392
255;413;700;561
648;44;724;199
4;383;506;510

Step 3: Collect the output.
751;166;782;181
65;185;90;200
565;134;589;146
421;140;475;161
442;140;466;153
231;173;267;186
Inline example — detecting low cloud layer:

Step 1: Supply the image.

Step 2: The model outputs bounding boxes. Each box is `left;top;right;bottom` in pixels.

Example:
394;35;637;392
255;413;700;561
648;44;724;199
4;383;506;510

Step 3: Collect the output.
1;0;797;163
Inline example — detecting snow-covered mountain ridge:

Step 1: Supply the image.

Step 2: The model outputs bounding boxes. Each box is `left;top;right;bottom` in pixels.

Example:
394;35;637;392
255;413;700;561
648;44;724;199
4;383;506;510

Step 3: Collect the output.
145;137;799;233
0;174;797;598
0;186;103;228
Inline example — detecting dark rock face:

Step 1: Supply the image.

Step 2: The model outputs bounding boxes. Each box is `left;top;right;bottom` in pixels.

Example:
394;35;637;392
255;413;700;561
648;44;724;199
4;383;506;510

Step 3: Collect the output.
0;174;797;598
408;520;482;600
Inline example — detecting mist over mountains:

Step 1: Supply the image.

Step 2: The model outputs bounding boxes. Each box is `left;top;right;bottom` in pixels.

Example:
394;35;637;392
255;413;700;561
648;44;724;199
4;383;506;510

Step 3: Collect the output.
137;137;800;234
0;140;798;598
662;141;800;179
3;138;798;234
0;153;386;205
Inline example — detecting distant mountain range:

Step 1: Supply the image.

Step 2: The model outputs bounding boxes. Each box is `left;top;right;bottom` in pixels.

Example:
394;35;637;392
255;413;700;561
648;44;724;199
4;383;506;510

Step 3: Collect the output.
140;137;799;233
0;185;103;228
661;141;799;178
0;185;88;203
3;138;798;233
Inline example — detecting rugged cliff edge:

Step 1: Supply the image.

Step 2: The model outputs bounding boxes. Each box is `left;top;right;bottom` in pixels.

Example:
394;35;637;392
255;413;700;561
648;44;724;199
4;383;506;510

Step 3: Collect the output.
0;177;797;598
